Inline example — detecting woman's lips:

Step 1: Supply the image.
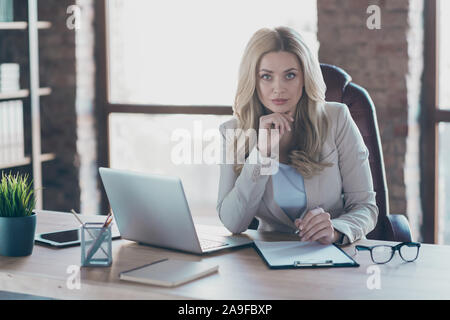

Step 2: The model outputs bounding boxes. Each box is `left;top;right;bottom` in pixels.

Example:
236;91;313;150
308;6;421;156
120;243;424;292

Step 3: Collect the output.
272;99;289;105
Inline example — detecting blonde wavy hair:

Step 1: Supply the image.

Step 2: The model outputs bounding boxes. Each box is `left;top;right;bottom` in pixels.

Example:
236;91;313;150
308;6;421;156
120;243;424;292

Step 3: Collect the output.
229;26;331;179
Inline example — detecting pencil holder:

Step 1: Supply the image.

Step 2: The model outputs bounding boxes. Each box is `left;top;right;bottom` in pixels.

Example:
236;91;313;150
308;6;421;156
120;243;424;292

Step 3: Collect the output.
81;222;112;267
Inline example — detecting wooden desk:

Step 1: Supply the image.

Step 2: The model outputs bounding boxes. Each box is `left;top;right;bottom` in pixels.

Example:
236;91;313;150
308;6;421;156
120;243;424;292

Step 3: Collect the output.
0;211;449;299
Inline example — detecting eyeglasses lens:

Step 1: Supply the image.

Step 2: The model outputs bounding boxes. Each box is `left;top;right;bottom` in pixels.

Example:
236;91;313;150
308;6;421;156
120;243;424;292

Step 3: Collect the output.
371;246;393;264
399;244;419;262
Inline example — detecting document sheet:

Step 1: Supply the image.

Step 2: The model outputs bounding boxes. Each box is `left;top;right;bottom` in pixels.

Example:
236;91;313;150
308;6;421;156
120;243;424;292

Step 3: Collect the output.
254;240;355;267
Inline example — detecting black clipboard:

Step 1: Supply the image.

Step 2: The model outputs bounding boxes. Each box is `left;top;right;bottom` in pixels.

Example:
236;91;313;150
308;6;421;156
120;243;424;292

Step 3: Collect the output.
253;240;359;269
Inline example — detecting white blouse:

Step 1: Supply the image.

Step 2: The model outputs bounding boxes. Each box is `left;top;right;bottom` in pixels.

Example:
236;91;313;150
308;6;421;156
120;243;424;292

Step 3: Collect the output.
272;162;307;222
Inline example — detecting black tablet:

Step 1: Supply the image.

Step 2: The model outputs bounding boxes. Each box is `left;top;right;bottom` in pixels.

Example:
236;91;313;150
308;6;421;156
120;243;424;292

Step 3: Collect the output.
35;227;121;248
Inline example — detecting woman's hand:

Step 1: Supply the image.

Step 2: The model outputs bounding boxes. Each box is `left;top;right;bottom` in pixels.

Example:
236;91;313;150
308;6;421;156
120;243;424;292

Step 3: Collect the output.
258;111;294;157
294;207;341;244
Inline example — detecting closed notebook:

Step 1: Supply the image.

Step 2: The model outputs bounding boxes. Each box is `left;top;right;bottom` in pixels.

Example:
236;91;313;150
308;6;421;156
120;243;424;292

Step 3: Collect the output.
119;258;219;287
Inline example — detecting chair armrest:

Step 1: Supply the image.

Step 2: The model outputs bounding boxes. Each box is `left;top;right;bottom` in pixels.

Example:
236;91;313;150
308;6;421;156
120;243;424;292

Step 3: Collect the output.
387;214;413;242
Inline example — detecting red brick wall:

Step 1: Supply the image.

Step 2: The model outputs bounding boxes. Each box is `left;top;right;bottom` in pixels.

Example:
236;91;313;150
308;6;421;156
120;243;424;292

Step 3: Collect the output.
39;0;99;214
38;1;80;212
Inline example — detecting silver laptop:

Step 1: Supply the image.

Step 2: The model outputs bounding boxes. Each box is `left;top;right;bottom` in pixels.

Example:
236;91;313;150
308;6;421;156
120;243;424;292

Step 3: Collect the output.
99;167;253;254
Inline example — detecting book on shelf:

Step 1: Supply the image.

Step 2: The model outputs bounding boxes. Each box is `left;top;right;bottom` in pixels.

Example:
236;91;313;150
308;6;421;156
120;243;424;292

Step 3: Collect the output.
0;63;20;93
0;100;25;166
0;0;14;22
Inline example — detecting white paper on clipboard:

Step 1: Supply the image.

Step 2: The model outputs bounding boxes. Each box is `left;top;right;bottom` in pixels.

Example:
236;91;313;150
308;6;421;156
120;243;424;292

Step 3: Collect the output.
253;240;355;267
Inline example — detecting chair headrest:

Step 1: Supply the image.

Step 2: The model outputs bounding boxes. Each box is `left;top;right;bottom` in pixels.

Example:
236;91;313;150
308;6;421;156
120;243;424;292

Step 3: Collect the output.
320;64;352;102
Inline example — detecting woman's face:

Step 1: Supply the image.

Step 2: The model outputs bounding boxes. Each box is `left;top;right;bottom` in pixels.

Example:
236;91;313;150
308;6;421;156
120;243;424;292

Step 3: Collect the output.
256;51;304;115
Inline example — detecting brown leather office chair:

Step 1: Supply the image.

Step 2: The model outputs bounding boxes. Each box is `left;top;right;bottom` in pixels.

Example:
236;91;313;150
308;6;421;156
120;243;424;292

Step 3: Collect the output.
249;63;413;242
320;63;412;242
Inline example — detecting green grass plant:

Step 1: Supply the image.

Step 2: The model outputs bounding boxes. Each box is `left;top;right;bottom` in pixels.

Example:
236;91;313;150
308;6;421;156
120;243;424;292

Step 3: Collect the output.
0;172;35;218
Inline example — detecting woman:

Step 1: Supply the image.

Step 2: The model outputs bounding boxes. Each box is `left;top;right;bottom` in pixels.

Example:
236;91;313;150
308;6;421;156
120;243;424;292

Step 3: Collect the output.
216;26;378;245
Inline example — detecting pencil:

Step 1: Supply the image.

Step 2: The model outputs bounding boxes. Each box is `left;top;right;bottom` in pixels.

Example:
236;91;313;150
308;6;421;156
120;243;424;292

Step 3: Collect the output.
102;211;112;227
70;209;85;226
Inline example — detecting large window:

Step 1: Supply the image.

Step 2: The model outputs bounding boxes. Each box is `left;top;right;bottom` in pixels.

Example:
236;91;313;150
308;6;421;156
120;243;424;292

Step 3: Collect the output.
423;0;450;244
99;0;319;224
438;0;450;109
107;0;318;106
437;0;450;243
438;123;450;243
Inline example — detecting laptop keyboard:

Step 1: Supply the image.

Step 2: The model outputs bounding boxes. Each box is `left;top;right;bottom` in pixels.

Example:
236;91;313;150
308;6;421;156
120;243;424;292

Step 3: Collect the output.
199;238;229;250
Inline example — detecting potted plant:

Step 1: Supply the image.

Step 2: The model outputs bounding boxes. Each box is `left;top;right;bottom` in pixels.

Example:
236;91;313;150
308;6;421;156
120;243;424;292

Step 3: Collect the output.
0;172;36;257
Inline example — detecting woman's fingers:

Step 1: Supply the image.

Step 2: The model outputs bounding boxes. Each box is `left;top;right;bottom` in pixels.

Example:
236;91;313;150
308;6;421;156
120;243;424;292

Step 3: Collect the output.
303;212;330;235
278;113;292;133
272;114;289;136
297;209;333;241
298;207;325;231
260;113;294;137
294;208;336;244
258;112;295;154
311;229;335;244
273;118;285;136
282;111;295;123
300;220;332;241
265;117;284;135
277;113;293;135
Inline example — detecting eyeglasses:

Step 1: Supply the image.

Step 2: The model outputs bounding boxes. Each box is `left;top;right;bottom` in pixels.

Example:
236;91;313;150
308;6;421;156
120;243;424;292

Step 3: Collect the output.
355;242;421;264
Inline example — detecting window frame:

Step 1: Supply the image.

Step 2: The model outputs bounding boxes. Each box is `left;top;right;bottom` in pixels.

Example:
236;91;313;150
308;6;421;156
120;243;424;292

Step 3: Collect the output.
95;1;449;243
422;0;450;243
95;0;232;213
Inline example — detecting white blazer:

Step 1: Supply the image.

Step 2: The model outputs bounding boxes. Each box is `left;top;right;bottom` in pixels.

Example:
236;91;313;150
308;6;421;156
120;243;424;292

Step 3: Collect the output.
216;101;379;244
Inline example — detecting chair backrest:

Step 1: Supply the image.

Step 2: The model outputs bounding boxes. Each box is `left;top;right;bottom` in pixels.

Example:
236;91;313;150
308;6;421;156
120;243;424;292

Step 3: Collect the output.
320;63;389;240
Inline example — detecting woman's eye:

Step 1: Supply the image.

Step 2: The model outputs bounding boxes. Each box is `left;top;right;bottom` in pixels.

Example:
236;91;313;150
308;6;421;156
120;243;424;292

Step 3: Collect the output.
261;74;271;80
286;72;296;80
